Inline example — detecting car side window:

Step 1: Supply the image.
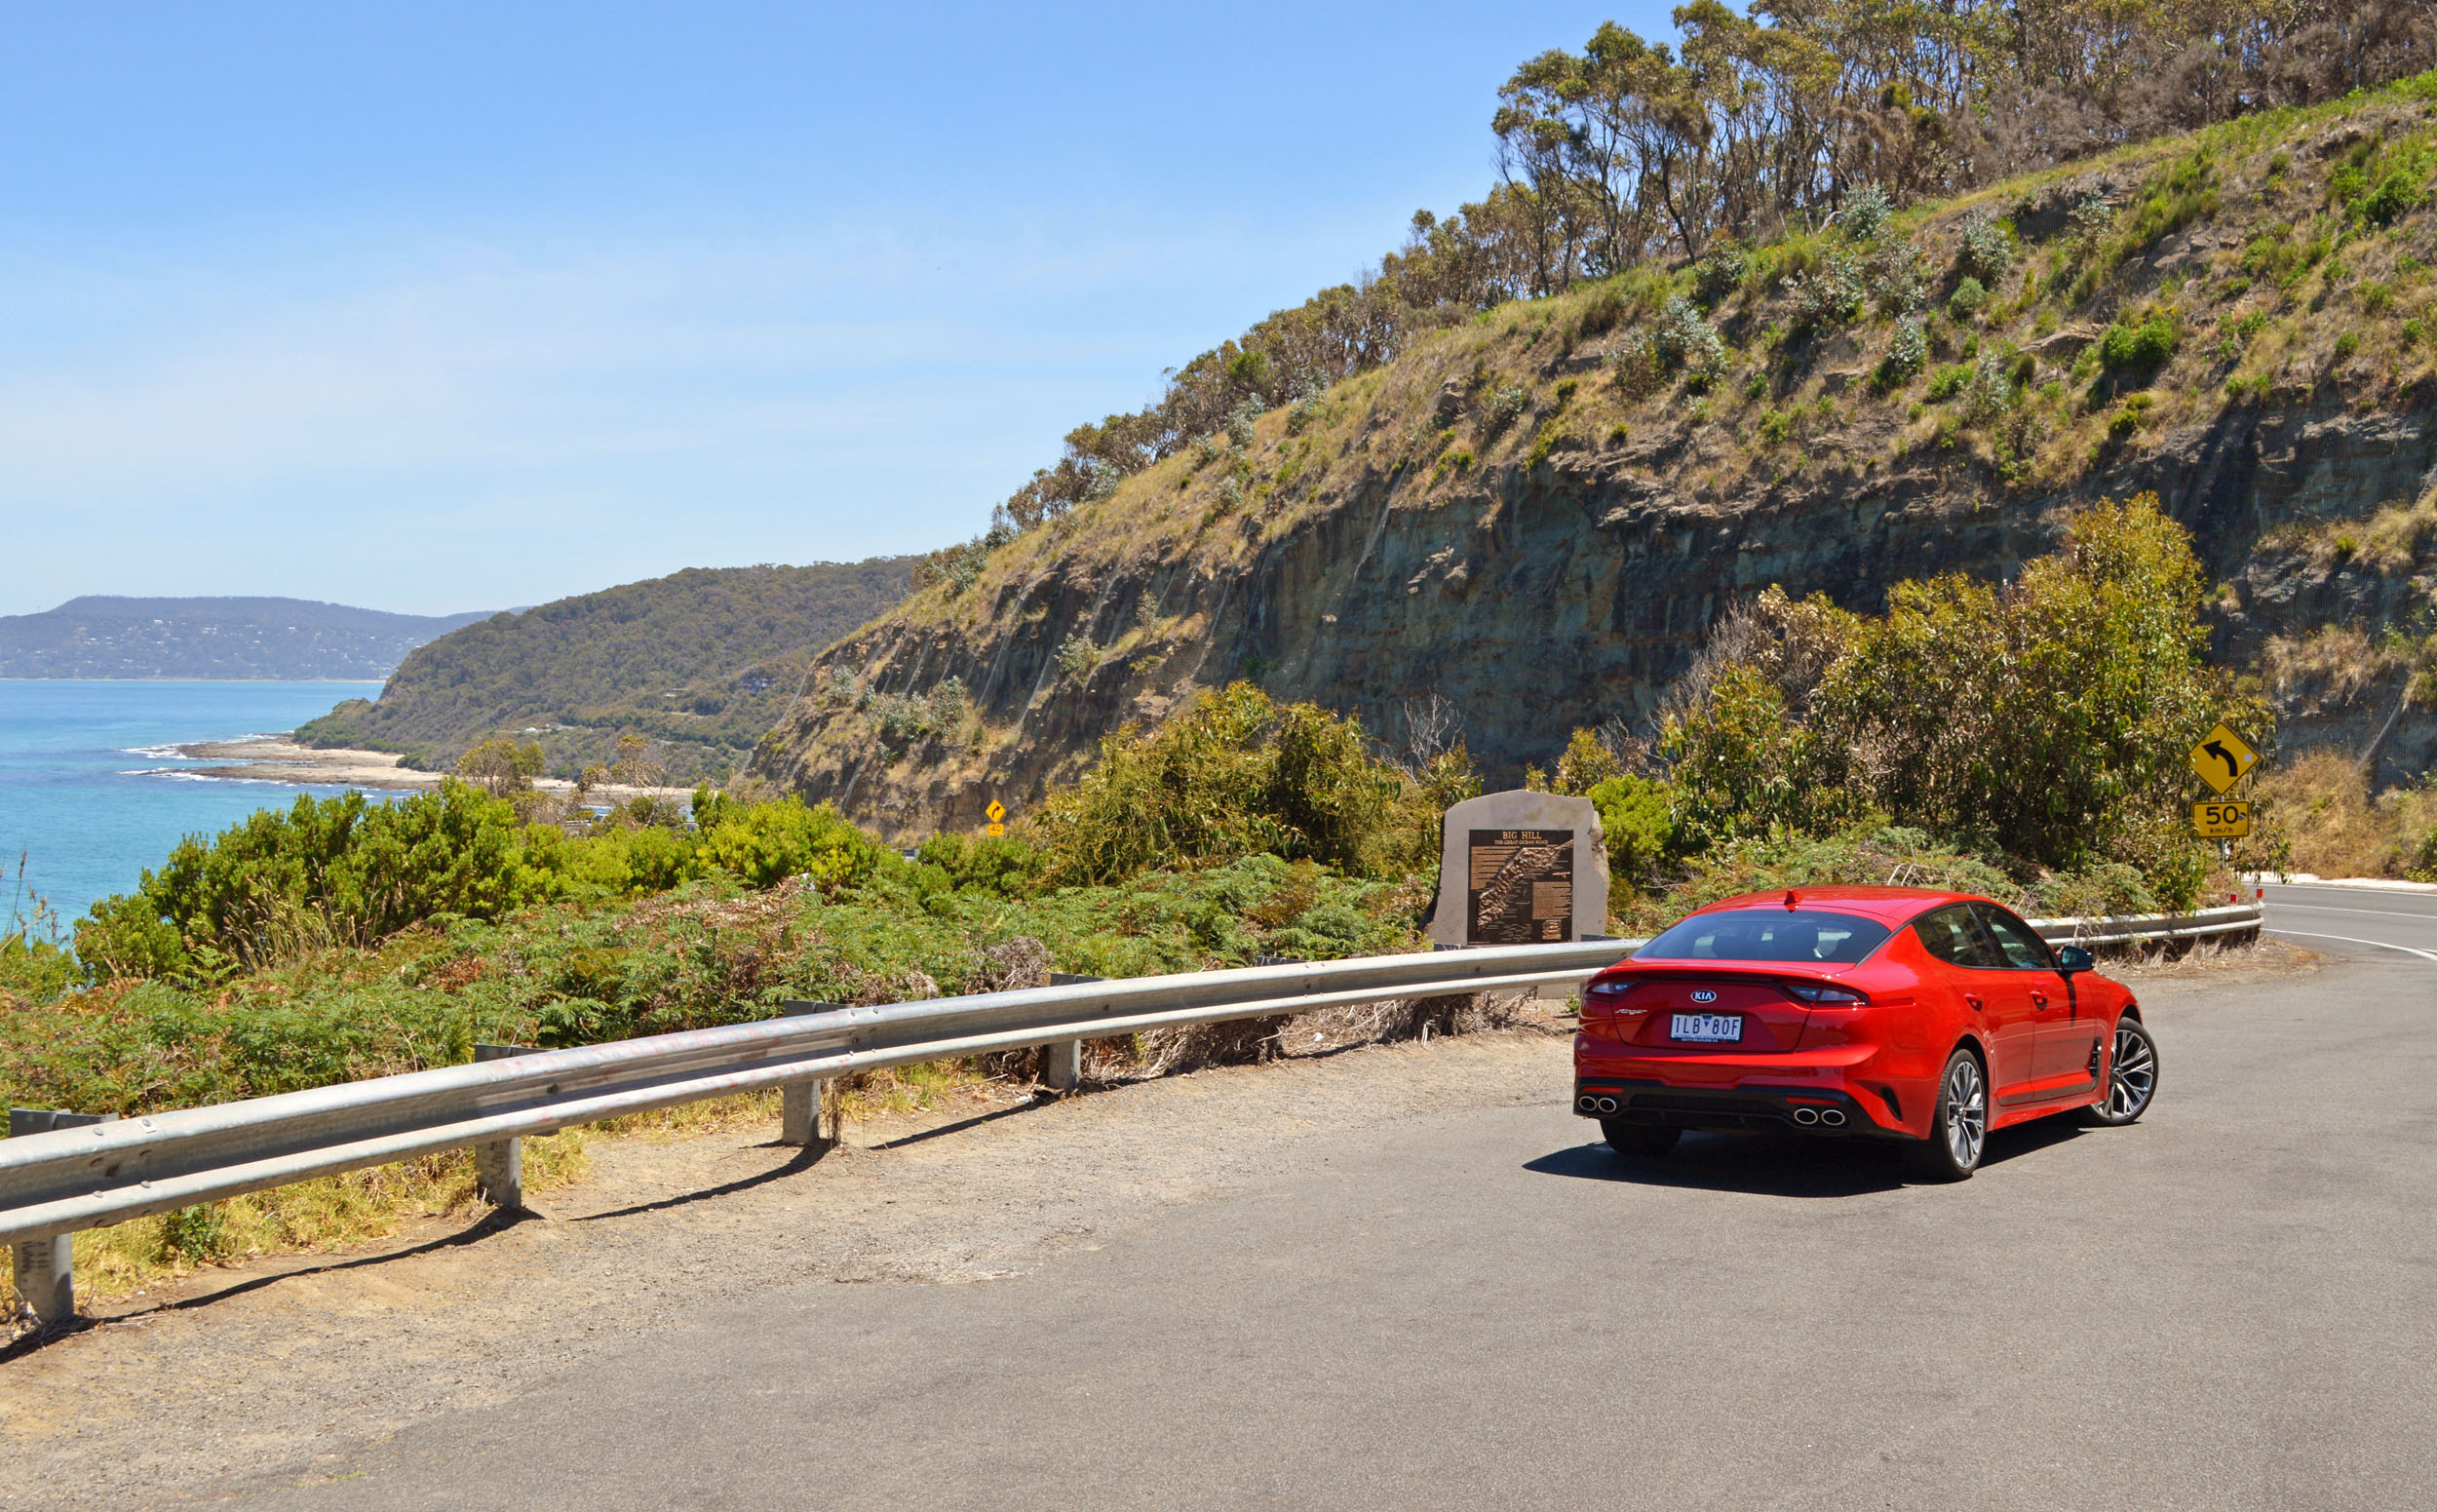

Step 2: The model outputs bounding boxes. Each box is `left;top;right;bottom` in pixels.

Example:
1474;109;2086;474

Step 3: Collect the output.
1975;905;2058;971
1914;905;2003;969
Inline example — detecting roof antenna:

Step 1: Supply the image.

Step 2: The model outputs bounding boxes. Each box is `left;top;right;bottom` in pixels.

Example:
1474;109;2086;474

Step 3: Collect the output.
1784;889;1799;910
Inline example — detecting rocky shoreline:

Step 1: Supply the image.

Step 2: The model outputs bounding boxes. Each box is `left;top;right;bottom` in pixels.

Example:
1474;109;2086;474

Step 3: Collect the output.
176;738;441;790
174;739;694;802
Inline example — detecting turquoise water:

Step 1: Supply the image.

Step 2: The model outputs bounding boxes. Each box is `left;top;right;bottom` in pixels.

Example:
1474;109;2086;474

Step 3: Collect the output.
0;679;385;933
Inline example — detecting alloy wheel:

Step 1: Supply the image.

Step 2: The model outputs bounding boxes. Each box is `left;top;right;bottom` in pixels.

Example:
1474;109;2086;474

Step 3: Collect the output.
2107;1024;2157;1120
1944;1056;1987;1169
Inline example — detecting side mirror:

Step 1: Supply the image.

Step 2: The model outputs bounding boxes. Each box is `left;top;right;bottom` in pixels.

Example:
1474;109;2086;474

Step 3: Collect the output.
2055;945;2094;976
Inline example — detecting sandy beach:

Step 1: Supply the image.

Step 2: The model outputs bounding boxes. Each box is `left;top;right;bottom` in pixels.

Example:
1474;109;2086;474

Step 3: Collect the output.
176;738;696;801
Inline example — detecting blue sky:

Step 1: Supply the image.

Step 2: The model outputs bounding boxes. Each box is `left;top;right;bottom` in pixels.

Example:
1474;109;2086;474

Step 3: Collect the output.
0;2;1679;618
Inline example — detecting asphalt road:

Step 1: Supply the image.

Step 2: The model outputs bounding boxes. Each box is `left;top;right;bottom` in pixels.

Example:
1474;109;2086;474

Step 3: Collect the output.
2261;878;2437;960
224;924;2434;1510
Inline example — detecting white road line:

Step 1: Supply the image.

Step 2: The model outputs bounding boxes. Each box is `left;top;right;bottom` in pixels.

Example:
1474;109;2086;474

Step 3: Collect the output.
2267;928;2437;962
2264;902;2437;921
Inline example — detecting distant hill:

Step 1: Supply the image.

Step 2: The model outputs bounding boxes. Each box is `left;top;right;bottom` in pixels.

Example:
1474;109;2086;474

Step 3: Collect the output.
0;597;493;679
296;560;915;785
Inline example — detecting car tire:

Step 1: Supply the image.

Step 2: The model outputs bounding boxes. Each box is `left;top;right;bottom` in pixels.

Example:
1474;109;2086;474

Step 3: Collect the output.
1903;1048;1989;1182
1601;1120;1680;1157
2077;1016;2159;1126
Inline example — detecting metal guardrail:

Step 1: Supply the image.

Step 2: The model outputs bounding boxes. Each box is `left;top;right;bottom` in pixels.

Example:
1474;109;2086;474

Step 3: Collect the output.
2;902;2264;1328
2026;902;2263;949
0;940;1630;1301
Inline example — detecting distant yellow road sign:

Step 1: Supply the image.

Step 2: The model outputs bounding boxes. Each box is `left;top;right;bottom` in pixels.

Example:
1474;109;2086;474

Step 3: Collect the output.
2189;723;2258;795
2191;799;2253;837
987;823;1005;837
986;799;1006;822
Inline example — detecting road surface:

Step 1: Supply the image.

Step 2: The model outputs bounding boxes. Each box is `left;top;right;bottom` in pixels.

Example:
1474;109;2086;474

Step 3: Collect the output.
168;908;2431;1511
2261;877;2437;960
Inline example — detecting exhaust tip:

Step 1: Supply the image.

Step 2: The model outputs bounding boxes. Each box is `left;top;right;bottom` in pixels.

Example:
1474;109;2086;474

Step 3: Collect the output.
1819;1107;1846;1126
1792;1106;1819;1125
1595;1096;1619;1113
1575;1094;1599;1113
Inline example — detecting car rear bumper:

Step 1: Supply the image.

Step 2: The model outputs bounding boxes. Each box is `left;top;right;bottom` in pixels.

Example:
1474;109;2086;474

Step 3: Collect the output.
1572;1076;1913;1138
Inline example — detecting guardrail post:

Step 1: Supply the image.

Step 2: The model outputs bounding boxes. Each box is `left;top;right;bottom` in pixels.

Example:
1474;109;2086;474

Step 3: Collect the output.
10;1108;116;1328
777;1003;844;1150
471;1046;534;1209
1044;975;1103;1093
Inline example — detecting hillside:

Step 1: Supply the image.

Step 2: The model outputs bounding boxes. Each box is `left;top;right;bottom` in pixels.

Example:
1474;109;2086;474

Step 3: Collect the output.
297;560;914;784
750;71;2437;839
0;597;491;679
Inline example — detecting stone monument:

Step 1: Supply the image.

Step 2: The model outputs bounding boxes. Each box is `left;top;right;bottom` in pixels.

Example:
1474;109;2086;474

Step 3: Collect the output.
1425;790;1610;949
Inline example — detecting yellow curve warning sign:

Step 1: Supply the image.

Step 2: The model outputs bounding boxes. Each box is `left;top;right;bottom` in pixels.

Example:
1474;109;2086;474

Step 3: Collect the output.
986;798;1006;837
2188;723;2258;795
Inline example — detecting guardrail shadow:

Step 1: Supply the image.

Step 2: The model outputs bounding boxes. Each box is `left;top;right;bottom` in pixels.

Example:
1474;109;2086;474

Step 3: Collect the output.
1525;1118;2090;1197
0;1206;536;1361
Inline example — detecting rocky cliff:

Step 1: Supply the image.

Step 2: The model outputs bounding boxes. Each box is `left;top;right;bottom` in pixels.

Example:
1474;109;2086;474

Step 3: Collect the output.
750;84;2437;839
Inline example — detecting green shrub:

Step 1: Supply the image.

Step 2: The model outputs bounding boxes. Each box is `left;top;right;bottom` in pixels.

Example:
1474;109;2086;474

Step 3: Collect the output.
2334;330;2363;361
1655;495;2265;872
693;794;885;890
1586;775;1679;888
913;833;1050;897
1837;183;1895;242
1947;276;1989;320
74;783;551;981
1952;212;2013;284
1033;682;1420;885
2098;316;2177;383
1876;319;1929;389
1651;296;1727;379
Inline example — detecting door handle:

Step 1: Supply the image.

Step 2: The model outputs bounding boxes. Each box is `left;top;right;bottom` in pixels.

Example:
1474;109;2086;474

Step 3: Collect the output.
2031;991;2050;1009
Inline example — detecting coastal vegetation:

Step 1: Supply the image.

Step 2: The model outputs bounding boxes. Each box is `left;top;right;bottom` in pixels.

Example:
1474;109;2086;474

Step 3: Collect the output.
760;44;2437;829
296;559;913;786
969;2;2434;537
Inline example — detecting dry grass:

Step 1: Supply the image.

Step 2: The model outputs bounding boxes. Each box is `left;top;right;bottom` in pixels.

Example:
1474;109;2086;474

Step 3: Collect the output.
2106;934;2321;982
2260;485;2437;574
2255;748;2437;877
1;1131;590;1320
2260;625;2418;717
6;989;1558;1331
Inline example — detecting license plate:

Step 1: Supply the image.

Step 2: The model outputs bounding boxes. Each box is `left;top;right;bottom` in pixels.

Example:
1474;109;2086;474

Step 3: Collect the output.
1670;1013;1743;1043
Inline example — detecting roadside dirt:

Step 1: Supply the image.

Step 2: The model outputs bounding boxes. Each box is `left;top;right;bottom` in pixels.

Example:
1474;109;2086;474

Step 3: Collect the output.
0;948;2311;1506
1;1024;1578;1507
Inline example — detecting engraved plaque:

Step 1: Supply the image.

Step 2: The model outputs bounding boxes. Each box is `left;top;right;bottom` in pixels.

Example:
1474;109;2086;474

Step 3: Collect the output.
1466;829;1575;944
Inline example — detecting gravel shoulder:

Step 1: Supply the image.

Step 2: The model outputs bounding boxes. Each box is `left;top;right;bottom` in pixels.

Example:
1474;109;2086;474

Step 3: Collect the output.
0;947;2317;1506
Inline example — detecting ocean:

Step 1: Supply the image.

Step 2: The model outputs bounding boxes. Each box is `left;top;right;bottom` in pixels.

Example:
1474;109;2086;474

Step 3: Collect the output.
0;679;386;934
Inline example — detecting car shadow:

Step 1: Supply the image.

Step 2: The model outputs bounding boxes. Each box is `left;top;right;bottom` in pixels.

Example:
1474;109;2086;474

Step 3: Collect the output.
1526;1117;2093;1197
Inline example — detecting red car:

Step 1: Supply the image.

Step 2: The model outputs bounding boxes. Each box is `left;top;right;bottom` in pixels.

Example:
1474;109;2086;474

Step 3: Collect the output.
1573;886;2159;1181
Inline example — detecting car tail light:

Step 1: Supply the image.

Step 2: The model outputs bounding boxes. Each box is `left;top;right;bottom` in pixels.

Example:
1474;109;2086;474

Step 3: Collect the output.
1783;983;1867;1006
1580;982;1644;1019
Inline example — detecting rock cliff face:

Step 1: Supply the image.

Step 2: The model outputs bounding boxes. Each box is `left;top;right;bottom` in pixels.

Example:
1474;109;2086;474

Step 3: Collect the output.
750;98;2437;839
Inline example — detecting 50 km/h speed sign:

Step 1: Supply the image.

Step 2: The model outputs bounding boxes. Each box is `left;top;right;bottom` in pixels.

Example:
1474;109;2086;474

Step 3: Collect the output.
2192;799;2253;838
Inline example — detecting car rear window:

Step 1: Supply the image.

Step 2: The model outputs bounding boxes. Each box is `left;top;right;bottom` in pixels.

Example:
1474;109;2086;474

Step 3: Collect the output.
1636;910;1892;964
